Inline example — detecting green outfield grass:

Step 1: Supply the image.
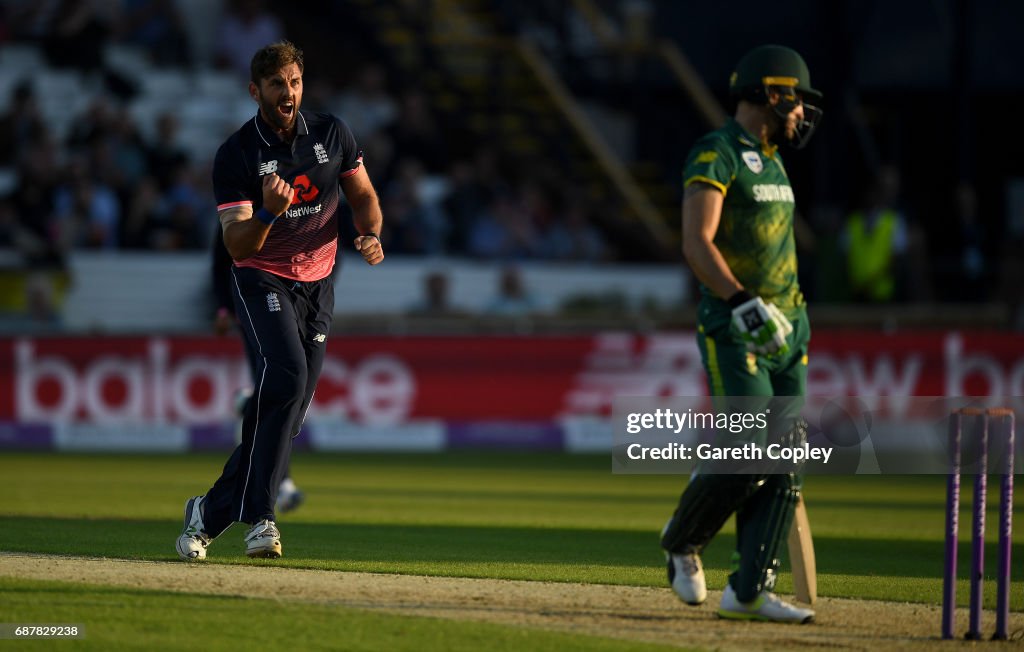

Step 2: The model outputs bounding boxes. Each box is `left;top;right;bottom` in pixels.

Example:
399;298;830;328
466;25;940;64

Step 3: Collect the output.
1;452;1022;648
2;577;677;652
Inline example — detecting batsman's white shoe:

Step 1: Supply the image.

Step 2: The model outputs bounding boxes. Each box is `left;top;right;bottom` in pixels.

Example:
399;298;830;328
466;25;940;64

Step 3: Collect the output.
175;496;211;562
275;477;304;514
717;585;815;624
233;387;253;418
666;548;707;605
244;519;282;558
275;487;305;514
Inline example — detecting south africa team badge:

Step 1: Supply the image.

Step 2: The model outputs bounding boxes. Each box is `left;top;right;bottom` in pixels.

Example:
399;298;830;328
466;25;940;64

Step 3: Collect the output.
741;151;763;174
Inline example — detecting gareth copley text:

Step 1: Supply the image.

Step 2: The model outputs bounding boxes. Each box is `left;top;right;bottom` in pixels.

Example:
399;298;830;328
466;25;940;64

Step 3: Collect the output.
625;442;833;464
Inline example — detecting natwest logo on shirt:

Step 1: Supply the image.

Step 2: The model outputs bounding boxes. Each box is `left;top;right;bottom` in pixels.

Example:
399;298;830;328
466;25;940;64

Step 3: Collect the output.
286;203;323;218
291;174;319;204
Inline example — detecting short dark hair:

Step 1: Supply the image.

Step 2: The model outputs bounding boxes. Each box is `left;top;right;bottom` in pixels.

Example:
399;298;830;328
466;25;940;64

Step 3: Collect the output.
250;41;304;85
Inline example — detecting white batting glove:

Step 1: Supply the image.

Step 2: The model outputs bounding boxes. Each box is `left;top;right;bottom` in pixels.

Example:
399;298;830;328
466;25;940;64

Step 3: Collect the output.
730;295;793;357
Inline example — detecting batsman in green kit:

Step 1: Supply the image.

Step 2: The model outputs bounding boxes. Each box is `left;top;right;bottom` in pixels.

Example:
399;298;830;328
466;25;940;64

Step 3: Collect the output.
659;45;823;623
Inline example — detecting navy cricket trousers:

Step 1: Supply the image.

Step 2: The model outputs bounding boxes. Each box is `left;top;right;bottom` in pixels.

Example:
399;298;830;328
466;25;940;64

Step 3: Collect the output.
202;266;334;535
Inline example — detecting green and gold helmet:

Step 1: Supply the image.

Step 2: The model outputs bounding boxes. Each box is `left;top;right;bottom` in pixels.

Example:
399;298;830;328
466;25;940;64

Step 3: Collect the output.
729;44;823;148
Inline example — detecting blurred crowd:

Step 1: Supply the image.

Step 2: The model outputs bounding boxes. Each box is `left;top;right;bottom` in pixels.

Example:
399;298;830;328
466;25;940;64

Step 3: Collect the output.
0;0;621;327
0;0;1021;330
316;70;612;262
0;0;615;265
798;164;1024;319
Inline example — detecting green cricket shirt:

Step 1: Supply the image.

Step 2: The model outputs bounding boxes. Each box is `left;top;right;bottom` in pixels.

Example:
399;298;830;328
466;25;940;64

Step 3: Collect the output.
683;119;804;327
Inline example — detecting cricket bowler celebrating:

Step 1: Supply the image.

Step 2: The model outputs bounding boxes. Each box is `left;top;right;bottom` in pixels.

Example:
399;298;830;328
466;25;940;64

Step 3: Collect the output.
659;44;822;623
176;41;384;561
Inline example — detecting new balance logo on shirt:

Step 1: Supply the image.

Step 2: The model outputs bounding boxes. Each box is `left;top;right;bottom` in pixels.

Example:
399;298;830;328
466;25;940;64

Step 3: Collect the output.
313;333;326;343
258;160;279;176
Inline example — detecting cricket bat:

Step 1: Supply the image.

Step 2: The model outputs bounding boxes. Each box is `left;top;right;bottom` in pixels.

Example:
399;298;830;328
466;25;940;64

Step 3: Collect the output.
788;495;817;604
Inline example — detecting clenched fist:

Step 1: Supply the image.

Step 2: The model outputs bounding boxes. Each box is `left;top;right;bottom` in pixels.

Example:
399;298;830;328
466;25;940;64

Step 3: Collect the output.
354;234;384;265
262;173;294;217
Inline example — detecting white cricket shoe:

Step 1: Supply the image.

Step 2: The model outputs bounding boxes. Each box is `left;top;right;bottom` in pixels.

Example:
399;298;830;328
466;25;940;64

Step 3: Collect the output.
233;387;253;418
661;518;707;606
717;584;815;624
666;548;707;605
275;477;303;514
244;519;282;558
175;496;211;561
275;486;305;514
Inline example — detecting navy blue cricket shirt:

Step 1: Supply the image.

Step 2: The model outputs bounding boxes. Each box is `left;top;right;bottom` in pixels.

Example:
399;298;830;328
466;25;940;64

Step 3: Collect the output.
213;110;362;281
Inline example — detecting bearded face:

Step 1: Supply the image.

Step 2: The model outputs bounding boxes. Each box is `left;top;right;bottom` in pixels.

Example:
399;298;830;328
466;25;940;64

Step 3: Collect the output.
251;63;303;134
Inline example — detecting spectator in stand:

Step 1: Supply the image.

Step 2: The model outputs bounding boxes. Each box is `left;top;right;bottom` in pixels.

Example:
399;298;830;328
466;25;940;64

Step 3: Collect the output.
150;162;211;250
841;164;909;303
52;155;121;250
0;196;54;265
538;195;609;262
407;270;464;317
333;64;398;141
442;157;493;254
0;165;69;326
41;0;117;71
117;112;150;183
472;146;511;199
485;266;540;316
951;181;987;301
23;271;63;325
14;141;63;265
386;90;447;175
82;114;147;250
115;0;191;67
358;128;396;191
150;199;203;250
214;0;284;79
66;97;117;153
522;179;610;262
95;107;149;190
997;184;1024;330
6;1;61;41
0;199;23;249
380;158;447;254
146;112;190;191
4;0;55;38
519;180;555;234
467;192;539;260
798;202;842;302
0;4;11;42
120;175;162;248
0;81;45;166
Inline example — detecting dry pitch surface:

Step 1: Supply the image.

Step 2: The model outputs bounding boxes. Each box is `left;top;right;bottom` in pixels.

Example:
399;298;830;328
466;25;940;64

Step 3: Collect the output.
1;553;1017;650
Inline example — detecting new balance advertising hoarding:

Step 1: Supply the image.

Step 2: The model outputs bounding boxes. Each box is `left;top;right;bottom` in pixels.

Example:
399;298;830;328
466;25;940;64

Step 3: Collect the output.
2;332;1023;452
